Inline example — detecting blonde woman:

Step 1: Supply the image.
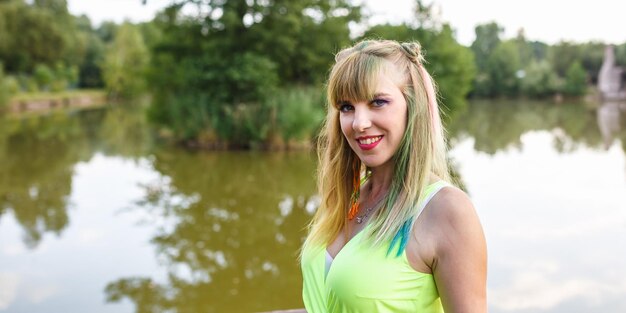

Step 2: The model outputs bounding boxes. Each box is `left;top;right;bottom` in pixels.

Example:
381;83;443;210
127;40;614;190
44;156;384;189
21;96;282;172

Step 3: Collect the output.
300;40;487;312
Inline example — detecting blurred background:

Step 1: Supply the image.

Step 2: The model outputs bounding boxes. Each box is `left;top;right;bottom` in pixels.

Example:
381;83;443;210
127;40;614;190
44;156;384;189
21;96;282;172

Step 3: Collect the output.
0;0;625;312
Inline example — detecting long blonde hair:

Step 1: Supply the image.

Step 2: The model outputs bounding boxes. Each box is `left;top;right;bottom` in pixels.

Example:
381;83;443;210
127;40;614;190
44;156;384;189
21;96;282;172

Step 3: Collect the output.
302;39;451;256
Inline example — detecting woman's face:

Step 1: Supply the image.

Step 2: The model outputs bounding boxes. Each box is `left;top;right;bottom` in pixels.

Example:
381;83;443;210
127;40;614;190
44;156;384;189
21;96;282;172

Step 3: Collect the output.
338;73;408;170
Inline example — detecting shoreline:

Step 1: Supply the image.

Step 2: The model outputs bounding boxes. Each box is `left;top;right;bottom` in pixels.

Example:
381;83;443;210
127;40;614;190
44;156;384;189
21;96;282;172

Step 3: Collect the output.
5;90;108;115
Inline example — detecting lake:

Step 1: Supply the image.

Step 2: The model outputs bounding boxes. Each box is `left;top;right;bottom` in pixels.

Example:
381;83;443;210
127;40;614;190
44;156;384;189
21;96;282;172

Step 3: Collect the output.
0;100;625;313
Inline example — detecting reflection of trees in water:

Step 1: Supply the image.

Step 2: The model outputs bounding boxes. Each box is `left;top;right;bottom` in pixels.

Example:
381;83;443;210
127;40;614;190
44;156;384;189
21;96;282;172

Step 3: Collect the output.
0;112;88;248
105;151;318;312
447;100;604;154
0;105;153;248
98;103;154;158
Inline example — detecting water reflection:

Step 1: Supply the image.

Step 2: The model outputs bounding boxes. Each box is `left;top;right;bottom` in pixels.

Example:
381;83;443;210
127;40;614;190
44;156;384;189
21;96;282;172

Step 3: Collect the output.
448;100;626;312
1;100;625;313
0;104;152;249
597;101;626;150
448;101;604;154
0;112;88;248
105;150;318;313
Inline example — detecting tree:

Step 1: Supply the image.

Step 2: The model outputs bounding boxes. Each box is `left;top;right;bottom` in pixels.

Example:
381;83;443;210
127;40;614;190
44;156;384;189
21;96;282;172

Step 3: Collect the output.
78;27;106;88
147;0;361;146
486;40;521;97
548;42;581;77
513;28;533;68
563;61;587;96
470;22;504;97
578;42;604;84
102;23;149;98
0;64;16;108
33;64;54;91
520;60;559;98
471;22;503;72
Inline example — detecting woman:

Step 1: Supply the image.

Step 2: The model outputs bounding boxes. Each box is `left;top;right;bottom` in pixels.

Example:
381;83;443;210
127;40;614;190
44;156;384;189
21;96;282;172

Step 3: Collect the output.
300;40;487;312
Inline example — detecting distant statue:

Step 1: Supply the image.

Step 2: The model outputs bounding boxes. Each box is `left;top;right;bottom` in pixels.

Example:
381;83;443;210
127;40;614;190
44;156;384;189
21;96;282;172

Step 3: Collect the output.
598;45;626;100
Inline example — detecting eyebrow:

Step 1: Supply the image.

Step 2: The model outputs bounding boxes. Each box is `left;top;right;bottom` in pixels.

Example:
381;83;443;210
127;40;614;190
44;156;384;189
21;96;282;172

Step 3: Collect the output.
372;93;392;98
335;93;392;105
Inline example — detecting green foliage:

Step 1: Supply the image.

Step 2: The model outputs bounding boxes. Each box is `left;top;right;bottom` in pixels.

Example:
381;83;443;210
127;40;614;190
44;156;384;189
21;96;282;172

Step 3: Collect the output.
469;23;601;99
478;40;521;97
471;22;503;72
614;43;626;66
491;41;522;97
33;64;54;91
0;0;84;73
578;42;605;84
0;0;94;94
528;41;549;61
148;51;279;146
547;41;603;87
563;61;587;96
513;30;534;68
421;25;475;119
471;22;504;97
520;60;560;98
78;29;106;88
102;23;149;98
0;65;14;108
4;76;19;95
548;42;581;77
268;86;325;143
147;0;358;146
96;21;119;43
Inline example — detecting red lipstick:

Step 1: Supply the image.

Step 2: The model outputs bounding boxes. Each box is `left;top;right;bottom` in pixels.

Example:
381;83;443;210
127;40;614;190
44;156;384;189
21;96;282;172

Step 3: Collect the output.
356;135;383;150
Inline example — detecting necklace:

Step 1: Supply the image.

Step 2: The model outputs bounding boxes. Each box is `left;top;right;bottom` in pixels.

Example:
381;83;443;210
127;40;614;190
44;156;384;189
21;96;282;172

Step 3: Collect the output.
354;193;386;224
355;206;374;224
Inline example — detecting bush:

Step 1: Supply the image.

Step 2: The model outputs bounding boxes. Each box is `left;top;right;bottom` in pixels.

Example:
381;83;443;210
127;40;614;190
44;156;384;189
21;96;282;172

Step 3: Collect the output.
520;60;559;98
563;61;587;96
0;65;11;108
33;64;54;91
266;86;325;143
148;51;280;147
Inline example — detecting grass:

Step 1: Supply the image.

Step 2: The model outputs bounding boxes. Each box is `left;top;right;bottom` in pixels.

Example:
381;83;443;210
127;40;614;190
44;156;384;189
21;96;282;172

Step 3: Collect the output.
10;89;106;102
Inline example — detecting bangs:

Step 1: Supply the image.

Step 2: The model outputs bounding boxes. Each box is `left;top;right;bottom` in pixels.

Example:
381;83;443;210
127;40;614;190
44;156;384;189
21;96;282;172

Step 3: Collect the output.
328;53;386;108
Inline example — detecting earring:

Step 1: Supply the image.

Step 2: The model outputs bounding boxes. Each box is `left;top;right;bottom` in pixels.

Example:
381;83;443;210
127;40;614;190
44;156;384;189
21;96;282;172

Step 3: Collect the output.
348;158;361;220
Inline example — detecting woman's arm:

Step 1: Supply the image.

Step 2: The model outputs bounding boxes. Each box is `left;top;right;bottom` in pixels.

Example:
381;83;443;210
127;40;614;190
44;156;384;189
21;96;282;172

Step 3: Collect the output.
430;187;487;312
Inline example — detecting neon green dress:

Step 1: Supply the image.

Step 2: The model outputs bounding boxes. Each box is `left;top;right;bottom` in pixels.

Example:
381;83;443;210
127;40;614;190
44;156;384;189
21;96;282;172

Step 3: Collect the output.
301;181;448;313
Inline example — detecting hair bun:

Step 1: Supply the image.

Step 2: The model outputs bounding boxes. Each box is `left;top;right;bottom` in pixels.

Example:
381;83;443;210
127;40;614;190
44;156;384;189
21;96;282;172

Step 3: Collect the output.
335;47;355;62
400;42;424;64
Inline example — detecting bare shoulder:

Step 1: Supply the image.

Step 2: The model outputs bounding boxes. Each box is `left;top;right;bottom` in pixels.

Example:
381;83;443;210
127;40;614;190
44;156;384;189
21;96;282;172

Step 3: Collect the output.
408;185;484;272
426;185;487;311
427;185;478;226
425;185;485;250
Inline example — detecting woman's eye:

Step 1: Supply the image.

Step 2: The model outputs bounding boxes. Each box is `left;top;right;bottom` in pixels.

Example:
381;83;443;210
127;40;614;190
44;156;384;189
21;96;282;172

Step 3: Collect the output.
372;99;388;107
339;103;354;112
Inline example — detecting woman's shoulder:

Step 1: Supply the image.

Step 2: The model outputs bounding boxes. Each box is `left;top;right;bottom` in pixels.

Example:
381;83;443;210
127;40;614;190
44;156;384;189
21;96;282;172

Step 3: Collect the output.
412;182;476;232
425;184;476;223
406;184;483;273
421;185;488;310
423;184;485;254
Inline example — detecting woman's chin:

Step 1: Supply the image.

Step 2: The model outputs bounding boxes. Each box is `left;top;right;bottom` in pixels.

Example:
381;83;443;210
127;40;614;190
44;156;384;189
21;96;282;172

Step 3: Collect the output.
358;157;392;170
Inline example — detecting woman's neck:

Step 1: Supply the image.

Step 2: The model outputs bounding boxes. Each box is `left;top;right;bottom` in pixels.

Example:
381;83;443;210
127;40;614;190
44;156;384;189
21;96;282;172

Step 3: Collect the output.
366;164;394;201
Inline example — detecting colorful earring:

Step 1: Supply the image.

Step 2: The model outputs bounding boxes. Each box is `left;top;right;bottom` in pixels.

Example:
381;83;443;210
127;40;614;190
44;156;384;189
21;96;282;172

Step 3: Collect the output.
348;158;361;220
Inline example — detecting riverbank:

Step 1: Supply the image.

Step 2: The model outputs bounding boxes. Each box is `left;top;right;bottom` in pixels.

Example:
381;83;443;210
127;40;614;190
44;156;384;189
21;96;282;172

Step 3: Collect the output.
5;90;107;114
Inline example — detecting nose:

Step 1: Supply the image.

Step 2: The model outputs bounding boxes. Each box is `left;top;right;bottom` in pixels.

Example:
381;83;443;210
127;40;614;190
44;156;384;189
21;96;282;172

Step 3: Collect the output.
352;106;372;132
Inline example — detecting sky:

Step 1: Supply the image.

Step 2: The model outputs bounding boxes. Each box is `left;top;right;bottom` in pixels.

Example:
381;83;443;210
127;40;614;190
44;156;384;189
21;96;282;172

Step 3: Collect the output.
68;0;626;46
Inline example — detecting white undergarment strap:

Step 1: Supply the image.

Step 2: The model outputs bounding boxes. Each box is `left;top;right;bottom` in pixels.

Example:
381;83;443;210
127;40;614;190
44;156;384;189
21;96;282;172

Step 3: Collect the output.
415;181;450;220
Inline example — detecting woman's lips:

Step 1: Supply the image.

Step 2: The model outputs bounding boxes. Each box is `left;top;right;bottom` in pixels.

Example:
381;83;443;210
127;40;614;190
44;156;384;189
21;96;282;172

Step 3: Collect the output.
356;135;383;150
